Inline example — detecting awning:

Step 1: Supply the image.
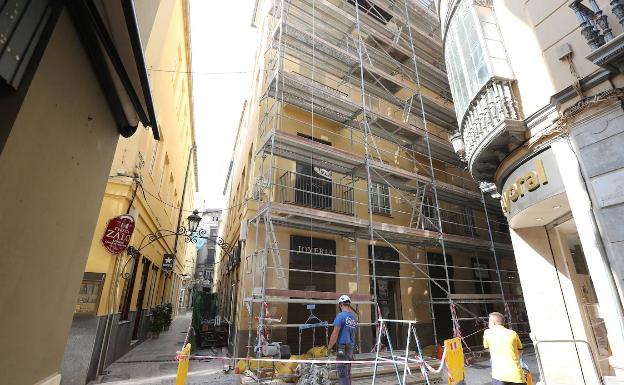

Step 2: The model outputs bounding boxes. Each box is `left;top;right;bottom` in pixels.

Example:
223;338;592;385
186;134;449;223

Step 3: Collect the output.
68;0;160;139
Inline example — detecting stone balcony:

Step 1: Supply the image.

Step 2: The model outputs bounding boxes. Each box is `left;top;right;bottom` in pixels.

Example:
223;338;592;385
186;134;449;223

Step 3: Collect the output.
570;0;624;74
451;79;526;182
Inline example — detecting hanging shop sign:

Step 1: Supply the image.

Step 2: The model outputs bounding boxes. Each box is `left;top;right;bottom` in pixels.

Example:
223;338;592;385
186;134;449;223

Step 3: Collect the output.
314;166;332;180
101;215;135;254
162;253;175;273
500;148;564;219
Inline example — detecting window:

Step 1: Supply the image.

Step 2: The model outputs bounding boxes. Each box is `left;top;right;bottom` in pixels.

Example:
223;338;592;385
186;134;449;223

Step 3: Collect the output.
371;183;391;215
444;0;512;123
159;155;169;195
149;138;160;176
74;273;105;315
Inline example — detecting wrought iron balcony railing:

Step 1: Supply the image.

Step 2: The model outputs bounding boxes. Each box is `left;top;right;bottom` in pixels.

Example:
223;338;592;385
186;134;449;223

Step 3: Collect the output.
418;204;511;244
276;171;355;216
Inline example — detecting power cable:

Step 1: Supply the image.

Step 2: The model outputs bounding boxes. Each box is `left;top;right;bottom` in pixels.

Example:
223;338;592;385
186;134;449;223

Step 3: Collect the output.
147;68;252;75
108;175;251;214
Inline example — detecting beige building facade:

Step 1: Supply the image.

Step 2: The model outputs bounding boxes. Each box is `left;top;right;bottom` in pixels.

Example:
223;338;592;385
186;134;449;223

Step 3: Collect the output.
59;1;197;384
438;0;624;383
0;2;160;385
216;0;528;366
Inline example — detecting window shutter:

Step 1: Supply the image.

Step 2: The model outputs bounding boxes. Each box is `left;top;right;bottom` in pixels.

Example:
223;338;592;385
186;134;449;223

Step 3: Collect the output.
0;0;53;90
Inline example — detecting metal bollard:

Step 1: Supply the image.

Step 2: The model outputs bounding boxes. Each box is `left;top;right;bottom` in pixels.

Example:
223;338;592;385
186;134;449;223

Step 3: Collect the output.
176;343;192;385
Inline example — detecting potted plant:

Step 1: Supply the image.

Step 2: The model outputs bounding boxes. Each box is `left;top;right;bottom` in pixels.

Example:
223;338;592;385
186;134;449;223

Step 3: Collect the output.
163;303;173;331
150;304;166;338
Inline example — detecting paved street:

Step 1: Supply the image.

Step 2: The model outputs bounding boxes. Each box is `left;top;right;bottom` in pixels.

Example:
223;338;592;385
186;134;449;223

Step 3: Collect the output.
89;311;540;385
90;312;235;385
464;349;540;385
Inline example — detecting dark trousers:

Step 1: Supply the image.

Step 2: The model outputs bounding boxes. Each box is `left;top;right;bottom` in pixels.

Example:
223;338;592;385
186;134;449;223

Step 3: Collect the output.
492;380;526;385
336;363;351;385
336;344;354;385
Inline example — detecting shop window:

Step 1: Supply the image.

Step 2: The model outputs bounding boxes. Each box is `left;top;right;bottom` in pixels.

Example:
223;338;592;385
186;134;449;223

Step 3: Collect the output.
74;273;106;315
371;183;391;215
569;234;590;275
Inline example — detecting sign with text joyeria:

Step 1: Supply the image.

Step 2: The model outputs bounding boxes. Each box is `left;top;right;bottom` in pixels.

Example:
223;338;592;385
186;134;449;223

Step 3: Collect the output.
101;215;135;254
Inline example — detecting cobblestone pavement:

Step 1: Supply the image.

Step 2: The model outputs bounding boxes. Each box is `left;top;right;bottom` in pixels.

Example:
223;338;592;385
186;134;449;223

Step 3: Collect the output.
90;312;540;385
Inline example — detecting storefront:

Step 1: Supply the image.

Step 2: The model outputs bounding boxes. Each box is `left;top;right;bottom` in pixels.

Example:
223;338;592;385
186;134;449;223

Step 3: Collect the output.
497;143;624;384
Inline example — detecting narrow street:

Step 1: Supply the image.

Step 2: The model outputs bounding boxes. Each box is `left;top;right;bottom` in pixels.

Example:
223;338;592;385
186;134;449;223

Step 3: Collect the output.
88;309;541;385
4;1;624;384
90;313;234;385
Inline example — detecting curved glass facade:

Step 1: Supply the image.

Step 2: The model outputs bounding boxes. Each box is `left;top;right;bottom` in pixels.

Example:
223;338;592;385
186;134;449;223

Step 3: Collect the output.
444;0;513;126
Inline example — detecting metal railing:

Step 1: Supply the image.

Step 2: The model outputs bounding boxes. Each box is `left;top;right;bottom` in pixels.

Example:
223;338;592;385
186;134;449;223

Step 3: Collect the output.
419;204;511;243
276;171;355;215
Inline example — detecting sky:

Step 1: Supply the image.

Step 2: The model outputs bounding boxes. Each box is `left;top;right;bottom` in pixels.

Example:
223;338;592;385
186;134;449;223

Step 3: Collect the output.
189;0;258;209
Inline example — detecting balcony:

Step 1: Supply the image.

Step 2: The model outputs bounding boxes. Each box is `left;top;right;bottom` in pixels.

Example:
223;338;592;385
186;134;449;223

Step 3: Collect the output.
570;0;624;73
258;129;482;202
276;171;355;216
453;79;526;182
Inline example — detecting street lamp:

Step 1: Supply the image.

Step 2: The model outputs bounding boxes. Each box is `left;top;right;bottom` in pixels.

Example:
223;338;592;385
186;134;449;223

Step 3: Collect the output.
187;210;202;233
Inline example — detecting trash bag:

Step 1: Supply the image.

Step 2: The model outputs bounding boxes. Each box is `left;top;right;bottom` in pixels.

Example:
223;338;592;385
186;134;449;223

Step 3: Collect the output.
306;345;328;358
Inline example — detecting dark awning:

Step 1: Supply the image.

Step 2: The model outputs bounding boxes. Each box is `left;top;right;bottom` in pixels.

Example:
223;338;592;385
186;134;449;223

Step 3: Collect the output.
68;0;160;139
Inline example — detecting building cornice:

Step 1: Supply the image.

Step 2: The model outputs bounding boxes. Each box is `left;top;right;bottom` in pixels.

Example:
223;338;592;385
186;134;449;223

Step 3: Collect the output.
550;69;613;106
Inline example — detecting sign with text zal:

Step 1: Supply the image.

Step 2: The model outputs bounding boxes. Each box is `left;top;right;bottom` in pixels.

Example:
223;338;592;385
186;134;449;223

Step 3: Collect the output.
101;215;135;254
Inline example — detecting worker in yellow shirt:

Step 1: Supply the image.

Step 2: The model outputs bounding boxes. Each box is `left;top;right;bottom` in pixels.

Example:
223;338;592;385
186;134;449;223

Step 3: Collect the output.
483;312;525;385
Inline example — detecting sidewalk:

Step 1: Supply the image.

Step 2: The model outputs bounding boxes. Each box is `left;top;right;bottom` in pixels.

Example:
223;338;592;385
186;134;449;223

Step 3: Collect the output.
90;311;236;385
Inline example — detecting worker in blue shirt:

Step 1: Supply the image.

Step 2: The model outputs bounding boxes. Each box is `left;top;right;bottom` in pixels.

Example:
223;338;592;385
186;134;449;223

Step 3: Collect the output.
328;294;357;385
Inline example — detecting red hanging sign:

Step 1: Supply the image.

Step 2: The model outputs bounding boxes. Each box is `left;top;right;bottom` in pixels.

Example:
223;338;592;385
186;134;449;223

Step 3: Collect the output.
101;215;135;254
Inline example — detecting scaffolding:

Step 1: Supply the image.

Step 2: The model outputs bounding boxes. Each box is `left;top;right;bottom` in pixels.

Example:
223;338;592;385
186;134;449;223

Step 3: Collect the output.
221;0;531;381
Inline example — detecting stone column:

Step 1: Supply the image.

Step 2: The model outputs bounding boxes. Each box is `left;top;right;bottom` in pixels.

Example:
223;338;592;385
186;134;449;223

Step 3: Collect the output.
552;139;624;382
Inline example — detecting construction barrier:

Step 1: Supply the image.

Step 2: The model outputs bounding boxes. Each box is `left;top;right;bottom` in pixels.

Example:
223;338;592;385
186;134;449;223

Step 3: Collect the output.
444;337;465;385
176;343;191;385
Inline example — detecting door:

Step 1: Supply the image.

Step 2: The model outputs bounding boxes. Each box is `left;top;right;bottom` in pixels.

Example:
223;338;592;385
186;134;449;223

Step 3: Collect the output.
287;236;336;353
295;162;332;209
554;219;611;377
295;134;332;210
132;258;151;340
369;246;402;348
426;252;455;344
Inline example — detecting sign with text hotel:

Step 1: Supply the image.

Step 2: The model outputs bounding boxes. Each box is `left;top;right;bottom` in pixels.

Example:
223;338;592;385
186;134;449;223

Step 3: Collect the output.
101;215;135;254
500;148;564;219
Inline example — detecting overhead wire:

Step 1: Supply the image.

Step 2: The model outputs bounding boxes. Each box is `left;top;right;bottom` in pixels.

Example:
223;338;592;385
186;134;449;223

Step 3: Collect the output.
146;67;252;75
107;174;252;214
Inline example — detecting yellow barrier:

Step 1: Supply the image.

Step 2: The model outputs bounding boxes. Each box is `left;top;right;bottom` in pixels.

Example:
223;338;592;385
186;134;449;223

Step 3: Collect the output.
444;338;465;385
176;343;191;385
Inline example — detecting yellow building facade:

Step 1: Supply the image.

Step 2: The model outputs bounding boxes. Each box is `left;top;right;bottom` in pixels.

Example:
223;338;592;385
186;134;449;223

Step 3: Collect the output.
217;0;528;364
60;1;197;383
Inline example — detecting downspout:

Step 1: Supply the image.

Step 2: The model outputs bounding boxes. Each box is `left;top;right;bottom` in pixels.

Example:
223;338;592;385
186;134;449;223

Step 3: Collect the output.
175;143;196;252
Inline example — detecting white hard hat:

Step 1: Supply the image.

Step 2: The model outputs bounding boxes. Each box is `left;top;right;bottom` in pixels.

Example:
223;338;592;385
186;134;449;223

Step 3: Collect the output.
338;294;351;304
